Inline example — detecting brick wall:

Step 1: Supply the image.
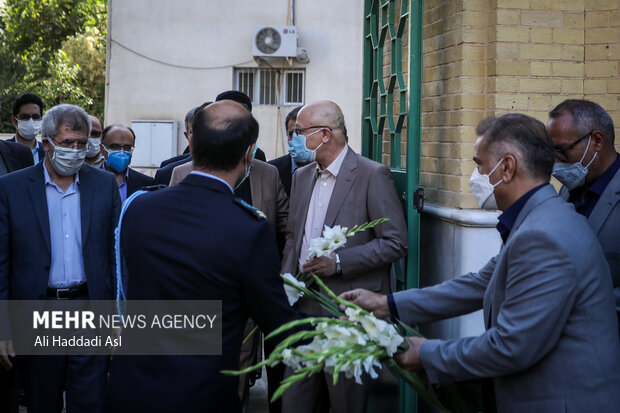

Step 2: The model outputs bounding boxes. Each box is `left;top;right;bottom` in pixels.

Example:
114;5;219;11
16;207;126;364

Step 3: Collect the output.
420;0;620;209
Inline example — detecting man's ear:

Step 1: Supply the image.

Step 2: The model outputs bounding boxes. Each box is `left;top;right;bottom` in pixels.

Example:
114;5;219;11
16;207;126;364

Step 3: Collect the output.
42;137;52;154
188;135;194;155
590;130;606;152
10;114;17;128
501;154;517;183
321;129;332;143
247;143;256;163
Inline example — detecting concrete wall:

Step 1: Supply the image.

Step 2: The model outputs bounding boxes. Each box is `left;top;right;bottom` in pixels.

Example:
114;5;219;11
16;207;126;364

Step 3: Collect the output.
106;0;364;164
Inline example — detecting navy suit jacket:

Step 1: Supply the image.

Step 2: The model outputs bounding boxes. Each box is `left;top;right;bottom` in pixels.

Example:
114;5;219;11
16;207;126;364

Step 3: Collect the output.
154;149;267;187
0;163;121;338
104;173;298;413
159;151;191;168
127;167;155;196
0;139;33;173
269;153;293;197
7;136;45;164
154;155;192;186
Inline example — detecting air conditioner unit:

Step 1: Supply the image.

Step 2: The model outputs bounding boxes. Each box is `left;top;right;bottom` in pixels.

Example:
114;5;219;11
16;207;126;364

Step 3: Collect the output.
252;26;298;57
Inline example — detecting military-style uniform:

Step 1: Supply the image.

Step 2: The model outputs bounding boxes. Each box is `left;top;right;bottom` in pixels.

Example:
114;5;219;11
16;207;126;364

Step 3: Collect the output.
104;172;298;413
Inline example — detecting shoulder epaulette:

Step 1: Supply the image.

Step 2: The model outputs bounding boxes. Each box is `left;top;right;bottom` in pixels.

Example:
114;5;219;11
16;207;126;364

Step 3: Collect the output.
140;184;167;192
234;197;267;220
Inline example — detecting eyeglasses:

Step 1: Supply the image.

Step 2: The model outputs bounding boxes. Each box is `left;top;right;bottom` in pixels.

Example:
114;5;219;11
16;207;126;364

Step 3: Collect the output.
104;144;134;152
50;137;88;150
89;130;103;138
554;131;592;162
293;126;332;136
16;113;42;121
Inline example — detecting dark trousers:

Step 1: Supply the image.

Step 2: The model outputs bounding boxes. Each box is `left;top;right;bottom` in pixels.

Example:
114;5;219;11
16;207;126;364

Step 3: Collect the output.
22;354;108;413
264;339;284;413
0;362;19;413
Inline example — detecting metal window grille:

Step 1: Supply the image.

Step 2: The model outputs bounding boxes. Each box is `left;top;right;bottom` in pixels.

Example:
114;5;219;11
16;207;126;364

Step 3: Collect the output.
234;68;304;106
259;69;279;105
284;71;304;105
235;69;255;103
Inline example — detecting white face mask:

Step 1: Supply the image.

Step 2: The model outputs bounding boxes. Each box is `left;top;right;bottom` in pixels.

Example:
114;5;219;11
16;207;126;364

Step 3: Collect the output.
551;136;597;191
468;158;504;210
47;138;87;176
86;137;101;158
17;119;42;140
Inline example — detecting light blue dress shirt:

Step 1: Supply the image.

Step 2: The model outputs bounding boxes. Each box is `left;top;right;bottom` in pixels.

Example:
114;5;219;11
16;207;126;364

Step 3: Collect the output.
102;162;130;203
43;163;86;288
32;145;40;164
190;170;234;193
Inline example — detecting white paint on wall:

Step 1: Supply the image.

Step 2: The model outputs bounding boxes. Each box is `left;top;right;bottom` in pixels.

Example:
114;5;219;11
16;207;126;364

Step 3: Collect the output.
106;0;364;161
419;204;502;340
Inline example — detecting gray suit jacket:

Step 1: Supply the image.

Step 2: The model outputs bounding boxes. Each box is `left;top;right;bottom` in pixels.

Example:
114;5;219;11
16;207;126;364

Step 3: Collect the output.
169;159;288;235
560;167;620;313
282;147;408;313
393;185;620;412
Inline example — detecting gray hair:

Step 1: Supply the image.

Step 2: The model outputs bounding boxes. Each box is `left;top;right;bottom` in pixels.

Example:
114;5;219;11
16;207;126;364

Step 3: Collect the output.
184;106;199;132
549;99;615;145
41;104;91;140
479;113;555;181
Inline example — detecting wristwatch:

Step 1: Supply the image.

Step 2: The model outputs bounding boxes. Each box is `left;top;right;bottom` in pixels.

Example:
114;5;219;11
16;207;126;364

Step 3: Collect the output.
335;253;342;275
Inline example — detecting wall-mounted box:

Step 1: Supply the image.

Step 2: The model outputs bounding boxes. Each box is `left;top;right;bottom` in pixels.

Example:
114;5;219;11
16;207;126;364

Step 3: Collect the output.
130;120;178;167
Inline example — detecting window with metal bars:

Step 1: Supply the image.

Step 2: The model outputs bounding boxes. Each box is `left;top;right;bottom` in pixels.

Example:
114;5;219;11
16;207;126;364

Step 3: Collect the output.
234;68;304;106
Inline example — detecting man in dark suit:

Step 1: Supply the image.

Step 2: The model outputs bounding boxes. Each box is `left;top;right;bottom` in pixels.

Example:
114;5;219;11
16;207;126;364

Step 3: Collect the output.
0;139;33;177
547;100;620;331
158;106;197;169
100;125;154;202
269;106;304;197
154;92;267;186
0;104;121;413
104;100;299;413
0;139;32;413
281;101;408;413
8;93;46;164
342;114;620;412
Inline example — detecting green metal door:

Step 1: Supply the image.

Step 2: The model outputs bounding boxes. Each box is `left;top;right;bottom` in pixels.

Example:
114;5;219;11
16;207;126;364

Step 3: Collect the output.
362;0;423;412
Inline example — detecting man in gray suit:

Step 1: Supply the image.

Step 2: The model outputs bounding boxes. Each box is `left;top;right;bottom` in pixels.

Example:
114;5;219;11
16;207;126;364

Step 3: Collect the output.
281;101;408;413
547;99;620;330
341;113;620;412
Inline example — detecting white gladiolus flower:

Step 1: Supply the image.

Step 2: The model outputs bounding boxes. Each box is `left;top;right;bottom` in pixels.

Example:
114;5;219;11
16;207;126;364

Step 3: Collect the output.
377;324;404;356
358;313;389;339
281;349;302;369
322;225;348;250
344;307;364;323
363;355;382;379
282;273;305;306
308;237;332;258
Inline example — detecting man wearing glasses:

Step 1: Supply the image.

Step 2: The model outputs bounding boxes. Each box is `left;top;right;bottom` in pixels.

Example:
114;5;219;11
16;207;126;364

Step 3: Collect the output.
547;99;620;333
100;125;154;203
8;93;46;164
281;101;408;413
0;104;120;412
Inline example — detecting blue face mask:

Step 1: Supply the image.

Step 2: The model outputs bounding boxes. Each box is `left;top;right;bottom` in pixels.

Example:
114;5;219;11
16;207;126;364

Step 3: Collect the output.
552;136;597;191
288;132;324;163
105;148;132;173
235;145;258;190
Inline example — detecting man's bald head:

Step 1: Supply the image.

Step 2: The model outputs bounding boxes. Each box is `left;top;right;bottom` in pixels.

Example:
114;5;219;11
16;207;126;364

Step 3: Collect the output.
192;100;259;171
298;101;348;142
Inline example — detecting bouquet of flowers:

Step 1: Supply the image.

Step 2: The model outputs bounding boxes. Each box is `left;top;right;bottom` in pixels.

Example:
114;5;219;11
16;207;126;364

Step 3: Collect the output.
283;218;390;306
227;220;482;413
